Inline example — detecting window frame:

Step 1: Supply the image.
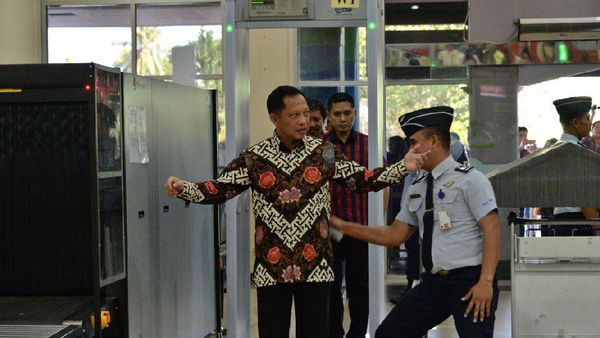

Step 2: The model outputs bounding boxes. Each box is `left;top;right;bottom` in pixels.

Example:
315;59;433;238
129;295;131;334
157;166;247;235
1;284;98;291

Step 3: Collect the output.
42;0;222;83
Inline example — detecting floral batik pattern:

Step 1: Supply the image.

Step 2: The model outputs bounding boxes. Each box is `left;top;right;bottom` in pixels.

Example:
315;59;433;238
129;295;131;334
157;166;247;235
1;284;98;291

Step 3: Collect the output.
177;133;408;287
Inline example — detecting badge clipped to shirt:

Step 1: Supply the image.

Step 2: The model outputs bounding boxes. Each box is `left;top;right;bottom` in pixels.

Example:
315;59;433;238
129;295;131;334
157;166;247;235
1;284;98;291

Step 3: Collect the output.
438;210;452;231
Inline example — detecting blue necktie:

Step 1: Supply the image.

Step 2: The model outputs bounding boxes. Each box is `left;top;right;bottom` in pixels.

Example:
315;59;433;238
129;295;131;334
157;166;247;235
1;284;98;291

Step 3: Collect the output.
422;173;434;272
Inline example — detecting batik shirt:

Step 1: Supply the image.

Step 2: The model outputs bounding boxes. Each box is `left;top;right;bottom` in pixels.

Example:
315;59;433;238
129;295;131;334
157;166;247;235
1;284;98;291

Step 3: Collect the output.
177;132;409;287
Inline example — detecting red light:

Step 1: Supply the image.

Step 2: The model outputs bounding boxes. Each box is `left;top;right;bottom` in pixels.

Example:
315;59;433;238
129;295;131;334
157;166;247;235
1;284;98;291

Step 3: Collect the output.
84;84;92;92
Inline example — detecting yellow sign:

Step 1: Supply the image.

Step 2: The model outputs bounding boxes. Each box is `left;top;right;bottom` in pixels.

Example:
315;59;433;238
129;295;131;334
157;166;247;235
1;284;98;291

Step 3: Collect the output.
0;88;22;93
331;0;360;9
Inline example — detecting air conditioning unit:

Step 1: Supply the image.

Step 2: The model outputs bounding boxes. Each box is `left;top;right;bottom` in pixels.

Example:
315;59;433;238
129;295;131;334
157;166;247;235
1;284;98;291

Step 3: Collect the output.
518;17;600;41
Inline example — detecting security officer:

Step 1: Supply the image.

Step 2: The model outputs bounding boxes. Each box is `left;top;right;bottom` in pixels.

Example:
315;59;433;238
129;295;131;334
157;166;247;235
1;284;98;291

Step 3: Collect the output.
551;96;598;236
330;106;501;338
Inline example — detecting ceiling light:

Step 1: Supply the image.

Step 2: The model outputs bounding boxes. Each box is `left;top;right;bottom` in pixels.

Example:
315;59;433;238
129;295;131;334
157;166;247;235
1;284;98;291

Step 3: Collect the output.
410;5;419;10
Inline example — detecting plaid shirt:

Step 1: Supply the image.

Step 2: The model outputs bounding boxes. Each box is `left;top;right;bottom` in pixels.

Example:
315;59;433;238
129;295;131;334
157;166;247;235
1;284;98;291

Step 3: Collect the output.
325;131;370;225
177;132;408;287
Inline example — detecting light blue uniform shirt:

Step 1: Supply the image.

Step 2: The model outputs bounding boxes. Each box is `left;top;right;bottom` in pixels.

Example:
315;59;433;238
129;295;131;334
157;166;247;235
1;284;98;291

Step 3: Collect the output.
554;133;583;215
396;155;497;273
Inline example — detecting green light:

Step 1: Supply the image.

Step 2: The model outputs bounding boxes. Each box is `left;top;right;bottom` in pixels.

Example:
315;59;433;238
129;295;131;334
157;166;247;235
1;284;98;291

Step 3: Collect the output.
226;24;234;33
557;42;569;63
368;22;377;30
430;61;437;68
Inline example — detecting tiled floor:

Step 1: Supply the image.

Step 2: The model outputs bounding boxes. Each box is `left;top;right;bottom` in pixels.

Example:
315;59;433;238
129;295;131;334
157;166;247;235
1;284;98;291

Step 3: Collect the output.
238;277;512;338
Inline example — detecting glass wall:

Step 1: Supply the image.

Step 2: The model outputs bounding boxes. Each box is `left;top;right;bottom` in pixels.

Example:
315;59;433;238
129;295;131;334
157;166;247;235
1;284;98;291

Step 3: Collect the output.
135;4;221;77
46;1;225;164
47;5;132;71
385;84;469;143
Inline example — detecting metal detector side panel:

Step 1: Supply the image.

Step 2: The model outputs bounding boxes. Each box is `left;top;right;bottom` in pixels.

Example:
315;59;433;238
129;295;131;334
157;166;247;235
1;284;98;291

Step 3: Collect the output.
123;74;159;338
153;80;216;338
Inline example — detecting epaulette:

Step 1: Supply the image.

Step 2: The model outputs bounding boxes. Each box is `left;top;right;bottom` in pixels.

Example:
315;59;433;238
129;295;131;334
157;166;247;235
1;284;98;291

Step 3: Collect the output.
455;164;473;173
412;172;428;185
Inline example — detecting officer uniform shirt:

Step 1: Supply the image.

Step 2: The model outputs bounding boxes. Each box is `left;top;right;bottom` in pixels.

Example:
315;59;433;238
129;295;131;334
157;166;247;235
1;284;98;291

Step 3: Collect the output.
553;133;583;215
396;155;497;273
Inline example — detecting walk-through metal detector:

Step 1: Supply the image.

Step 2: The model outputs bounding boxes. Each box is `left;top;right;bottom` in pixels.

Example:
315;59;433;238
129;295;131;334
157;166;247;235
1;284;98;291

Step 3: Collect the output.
221;1;386;337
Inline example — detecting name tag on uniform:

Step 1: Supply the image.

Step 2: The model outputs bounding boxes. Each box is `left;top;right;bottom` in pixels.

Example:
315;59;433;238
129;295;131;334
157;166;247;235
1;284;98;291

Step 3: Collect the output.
438;210;452;231
410;193;421;199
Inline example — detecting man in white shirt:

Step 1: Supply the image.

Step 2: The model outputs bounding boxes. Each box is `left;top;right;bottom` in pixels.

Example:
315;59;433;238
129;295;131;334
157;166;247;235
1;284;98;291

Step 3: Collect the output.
551;96;598;236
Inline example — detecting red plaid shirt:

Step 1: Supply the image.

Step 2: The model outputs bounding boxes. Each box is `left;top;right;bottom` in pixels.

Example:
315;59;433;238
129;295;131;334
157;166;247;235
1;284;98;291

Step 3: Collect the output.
325;131;369;225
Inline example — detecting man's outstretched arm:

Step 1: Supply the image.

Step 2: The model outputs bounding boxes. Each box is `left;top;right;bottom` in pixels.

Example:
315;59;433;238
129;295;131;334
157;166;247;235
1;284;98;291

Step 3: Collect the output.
164;155;251;204
330;216;416;247
331;144;429;192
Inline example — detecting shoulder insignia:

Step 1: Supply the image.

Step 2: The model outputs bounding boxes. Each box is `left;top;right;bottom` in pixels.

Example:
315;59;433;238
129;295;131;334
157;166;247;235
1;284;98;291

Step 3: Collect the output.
455;165;473;173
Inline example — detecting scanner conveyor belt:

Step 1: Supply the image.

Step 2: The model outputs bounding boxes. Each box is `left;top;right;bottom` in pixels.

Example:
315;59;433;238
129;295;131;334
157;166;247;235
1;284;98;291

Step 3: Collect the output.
0;297;91;337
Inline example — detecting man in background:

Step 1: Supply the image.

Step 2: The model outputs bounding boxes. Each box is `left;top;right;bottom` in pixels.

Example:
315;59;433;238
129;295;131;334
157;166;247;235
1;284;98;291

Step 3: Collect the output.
307;97;326;138
581;105;600;153
551;96;598;236
325;92;370;338
518;126;536;158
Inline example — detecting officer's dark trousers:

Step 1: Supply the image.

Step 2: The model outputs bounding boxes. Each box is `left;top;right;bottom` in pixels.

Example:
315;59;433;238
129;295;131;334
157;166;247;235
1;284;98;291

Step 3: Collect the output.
257;282;331;338
330;237;369;338
376;266;499;338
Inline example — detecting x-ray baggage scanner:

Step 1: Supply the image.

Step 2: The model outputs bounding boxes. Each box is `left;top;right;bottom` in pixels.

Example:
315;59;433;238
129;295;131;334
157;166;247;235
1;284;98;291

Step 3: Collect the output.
488;141;600;337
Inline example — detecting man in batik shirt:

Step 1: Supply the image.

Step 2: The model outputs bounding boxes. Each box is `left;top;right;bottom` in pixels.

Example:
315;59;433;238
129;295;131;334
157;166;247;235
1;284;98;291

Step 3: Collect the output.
165;85;426;338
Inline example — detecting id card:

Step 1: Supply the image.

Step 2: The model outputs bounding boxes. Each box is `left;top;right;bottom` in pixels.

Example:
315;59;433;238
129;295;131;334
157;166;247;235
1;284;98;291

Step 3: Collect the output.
438;210;452;231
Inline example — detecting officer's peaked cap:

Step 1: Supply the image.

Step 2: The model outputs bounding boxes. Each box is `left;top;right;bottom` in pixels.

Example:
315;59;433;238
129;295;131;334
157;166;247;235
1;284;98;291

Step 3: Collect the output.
399;106;454;138
553;96;592;120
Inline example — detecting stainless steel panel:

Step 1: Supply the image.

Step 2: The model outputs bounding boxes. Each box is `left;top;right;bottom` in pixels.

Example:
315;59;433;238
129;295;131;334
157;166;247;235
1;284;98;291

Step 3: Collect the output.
153;80;216;337
123;74;159;338
512;265;600;337
488;141;600;207
516;237;600;261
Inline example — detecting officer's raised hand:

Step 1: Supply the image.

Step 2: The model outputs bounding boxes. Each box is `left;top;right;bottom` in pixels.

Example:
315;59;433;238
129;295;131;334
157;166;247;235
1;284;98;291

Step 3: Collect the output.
165;176;184;197
404;144;430;172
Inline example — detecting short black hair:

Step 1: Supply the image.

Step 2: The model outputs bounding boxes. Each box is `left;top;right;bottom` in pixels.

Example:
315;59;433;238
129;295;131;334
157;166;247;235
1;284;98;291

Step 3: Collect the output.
327;92;355;112
307;97;326;119
267;85;306;115
421;125;451;150
559;112;588;129
518;126;528;133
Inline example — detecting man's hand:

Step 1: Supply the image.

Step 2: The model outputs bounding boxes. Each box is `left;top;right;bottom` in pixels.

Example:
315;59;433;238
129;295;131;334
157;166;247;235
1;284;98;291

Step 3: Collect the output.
462;279;494;323
329;216;346;234
165;176;184;197
404;145;430;172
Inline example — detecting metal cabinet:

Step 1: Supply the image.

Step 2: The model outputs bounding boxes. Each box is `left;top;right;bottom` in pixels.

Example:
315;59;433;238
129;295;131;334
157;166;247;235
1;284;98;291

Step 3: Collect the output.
123;74;216;338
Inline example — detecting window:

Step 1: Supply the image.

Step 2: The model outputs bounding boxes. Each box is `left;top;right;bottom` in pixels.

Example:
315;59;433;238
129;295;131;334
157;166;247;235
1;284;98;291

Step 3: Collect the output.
47;5;132;72
46;1;224;160
385;84;470;144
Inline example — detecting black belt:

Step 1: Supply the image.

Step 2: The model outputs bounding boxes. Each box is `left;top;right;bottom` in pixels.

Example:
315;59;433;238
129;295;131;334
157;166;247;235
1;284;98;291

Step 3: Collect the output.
432;265;481;278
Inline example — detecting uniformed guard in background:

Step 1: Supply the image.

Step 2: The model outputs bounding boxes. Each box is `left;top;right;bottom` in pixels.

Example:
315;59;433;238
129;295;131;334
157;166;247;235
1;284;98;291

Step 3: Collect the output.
330;106;501;338
551;96;598;236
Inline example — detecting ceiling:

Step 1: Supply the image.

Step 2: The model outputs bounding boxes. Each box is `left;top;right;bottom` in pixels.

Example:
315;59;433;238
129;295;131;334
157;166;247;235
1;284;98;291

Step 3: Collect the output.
46;1;467;28
47;3;221;28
